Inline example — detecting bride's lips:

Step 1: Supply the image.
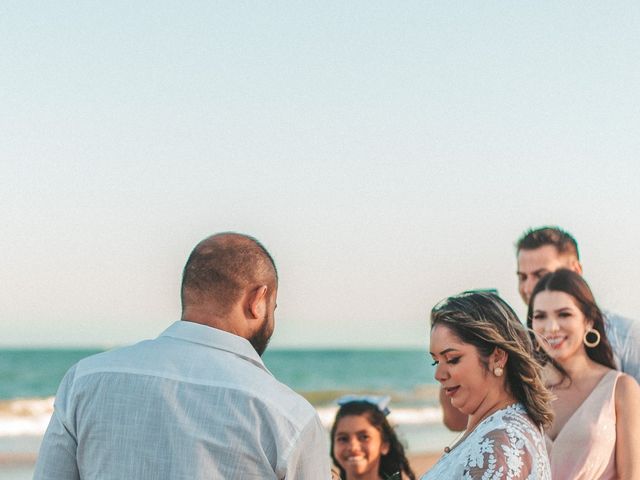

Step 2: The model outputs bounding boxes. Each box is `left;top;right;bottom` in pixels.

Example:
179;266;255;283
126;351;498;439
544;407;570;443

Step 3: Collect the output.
443;386;460;397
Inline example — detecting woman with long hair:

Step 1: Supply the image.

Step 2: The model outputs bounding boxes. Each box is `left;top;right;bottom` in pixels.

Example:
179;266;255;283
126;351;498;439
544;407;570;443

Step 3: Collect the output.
528;268;640;479
422;291;552;479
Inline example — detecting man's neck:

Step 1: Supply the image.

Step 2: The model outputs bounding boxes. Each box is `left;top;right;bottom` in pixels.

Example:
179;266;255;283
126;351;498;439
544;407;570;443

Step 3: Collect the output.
181;307;244;338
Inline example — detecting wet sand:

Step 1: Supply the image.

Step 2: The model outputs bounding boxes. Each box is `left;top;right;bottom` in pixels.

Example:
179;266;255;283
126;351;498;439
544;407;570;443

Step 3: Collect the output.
0;444;444;479
1;452;444;479
0;454;35;480
408;451;442;477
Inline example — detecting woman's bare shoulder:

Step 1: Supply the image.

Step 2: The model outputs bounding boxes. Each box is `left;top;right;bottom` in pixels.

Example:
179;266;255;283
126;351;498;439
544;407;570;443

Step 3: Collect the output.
615;372;640;410
615;373;640;395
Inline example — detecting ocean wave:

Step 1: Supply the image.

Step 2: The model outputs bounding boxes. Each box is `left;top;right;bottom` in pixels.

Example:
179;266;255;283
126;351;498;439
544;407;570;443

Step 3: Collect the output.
0;397;54;437
317;405;442;428
0;397;443;437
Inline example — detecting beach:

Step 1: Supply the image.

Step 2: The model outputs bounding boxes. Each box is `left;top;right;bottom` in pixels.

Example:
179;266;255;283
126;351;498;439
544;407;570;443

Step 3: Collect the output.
1;348;454;478
0;439;444;479
0;436;38;480
0;397;458;478
0;404;456;479
0;416;456;478
0;461;34;480
409;452;442;476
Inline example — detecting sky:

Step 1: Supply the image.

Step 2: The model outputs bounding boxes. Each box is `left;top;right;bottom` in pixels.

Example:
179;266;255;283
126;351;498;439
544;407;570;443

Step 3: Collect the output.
2;2;639;348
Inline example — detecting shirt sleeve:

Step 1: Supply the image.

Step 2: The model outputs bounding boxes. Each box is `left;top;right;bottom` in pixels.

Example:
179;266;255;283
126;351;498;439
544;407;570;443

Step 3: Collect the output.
281;412;332;480
33;366;80;480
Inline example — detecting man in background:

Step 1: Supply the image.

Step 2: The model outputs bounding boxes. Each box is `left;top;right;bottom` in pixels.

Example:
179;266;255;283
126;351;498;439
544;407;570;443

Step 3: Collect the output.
440;226;640;431
34;232;331;479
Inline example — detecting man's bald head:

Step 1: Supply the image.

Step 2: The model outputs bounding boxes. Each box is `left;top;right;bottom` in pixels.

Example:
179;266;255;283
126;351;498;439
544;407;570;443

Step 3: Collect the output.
180;233;278;315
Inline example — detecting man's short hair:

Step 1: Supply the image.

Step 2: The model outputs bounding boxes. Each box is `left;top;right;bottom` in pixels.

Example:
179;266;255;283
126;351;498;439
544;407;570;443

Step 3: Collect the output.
181;232;278;313
516;226;580;260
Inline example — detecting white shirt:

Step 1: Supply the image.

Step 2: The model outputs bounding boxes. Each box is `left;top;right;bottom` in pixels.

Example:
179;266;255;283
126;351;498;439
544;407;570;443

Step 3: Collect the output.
34;321;331;479
603;310;640;383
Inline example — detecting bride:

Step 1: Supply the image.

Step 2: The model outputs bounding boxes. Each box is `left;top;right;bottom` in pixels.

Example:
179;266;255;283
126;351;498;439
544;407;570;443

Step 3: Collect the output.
422;291;552;479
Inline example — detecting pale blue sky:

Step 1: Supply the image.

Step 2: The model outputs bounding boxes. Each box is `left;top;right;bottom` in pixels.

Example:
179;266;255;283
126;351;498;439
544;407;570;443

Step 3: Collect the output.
2;2;639;347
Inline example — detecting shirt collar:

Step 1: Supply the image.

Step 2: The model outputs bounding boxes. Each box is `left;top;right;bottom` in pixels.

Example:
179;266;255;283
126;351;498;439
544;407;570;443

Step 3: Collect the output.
159;321;270;373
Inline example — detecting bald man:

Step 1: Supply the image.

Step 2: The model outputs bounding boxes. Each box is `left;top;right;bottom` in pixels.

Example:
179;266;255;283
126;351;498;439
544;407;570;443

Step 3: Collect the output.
35;233;331;479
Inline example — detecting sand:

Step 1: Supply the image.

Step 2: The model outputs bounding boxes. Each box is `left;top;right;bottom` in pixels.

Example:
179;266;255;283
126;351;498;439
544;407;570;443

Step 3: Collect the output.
2;452;444;479
407;452;442;477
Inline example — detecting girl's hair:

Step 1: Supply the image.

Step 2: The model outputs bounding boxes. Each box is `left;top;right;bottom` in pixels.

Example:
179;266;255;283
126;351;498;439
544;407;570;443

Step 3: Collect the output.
431;291;554;429
330;401;416;480
526;268;616;380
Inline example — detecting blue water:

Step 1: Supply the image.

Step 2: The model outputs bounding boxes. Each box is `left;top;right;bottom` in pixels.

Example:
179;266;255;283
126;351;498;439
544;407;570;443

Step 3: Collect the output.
266;349;437;398
0;348;437;402
0;348;449;463
0;349;103;400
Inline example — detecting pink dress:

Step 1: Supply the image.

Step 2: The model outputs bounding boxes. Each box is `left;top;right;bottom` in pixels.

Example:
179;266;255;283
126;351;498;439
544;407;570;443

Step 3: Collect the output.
545;369;621;480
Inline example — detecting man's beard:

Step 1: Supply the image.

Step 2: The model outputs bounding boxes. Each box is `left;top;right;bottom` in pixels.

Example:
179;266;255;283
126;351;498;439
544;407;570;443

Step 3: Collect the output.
249;314;273;357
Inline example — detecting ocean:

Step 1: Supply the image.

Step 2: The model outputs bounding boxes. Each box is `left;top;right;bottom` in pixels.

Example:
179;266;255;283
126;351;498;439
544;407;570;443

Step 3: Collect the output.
0;348;455;478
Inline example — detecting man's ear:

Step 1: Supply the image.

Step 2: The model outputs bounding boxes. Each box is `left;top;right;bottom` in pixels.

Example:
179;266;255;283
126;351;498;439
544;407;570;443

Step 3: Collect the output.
570;259;583;275
247;285;268;319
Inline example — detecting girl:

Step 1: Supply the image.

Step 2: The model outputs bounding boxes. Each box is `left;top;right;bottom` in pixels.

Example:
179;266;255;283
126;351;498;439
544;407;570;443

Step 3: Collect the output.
331;396;416;480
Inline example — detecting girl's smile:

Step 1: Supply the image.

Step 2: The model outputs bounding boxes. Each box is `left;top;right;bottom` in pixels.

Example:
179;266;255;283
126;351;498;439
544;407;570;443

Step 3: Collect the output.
333;415;389;480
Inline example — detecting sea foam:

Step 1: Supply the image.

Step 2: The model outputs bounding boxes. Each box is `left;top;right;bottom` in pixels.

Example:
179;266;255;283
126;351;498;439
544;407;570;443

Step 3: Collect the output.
0;397;443;437
0;398;54;437
316;405;442;428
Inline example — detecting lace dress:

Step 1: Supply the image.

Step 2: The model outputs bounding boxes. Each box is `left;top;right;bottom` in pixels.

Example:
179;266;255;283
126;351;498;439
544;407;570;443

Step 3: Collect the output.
421;404;551;480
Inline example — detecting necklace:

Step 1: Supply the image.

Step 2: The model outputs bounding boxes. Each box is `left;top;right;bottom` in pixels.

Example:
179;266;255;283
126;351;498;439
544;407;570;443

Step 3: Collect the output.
443;400;517;453
444;429;468;453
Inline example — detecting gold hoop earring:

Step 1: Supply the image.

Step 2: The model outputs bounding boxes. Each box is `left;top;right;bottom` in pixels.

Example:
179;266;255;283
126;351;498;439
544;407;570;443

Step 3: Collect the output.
583;328;601;348
493;366;504;377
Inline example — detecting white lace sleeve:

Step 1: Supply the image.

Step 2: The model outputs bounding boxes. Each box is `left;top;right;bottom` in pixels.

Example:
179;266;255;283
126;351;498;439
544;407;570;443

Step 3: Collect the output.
420;404;550;480
462;428;535;479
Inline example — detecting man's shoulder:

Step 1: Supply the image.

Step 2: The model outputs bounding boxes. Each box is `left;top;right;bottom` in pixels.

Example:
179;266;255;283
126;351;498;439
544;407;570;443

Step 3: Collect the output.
603;309;639;330
224;361;318;425
72;338;317;422
73;338;158;373
603;309;635;320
